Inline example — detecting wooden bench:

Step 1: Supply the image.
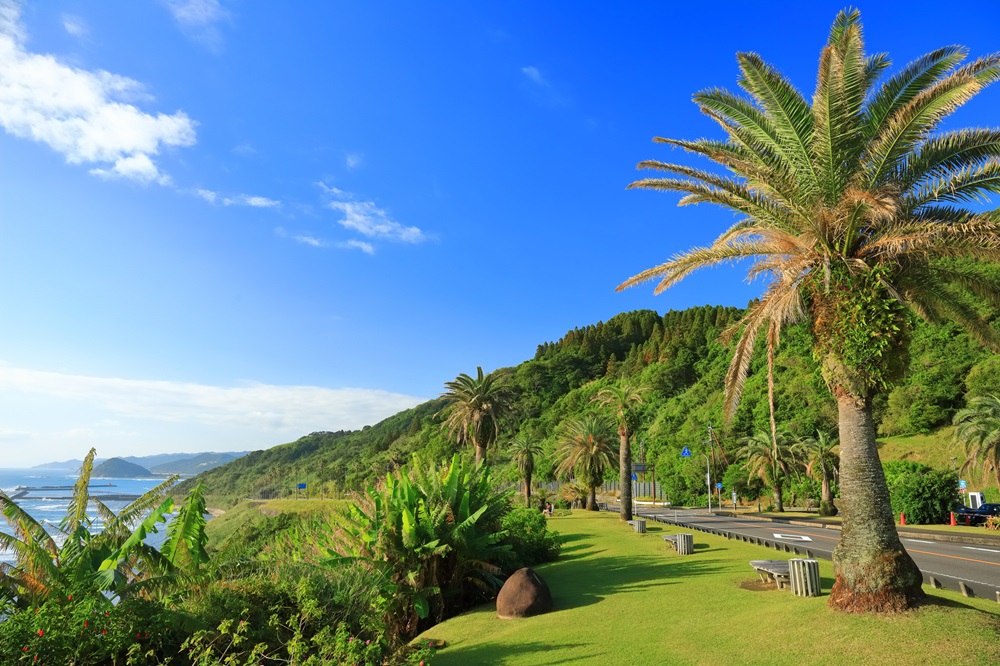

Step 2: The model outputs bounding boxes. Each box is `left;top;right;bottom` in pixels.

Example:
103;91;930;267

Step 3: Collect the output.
663;533;693;555
749;560;791;589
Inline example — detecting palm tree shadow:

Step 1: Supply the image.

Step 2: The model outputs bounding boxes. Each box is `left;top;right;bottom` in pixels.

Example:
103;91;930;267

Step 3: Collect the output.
540;553;726;612
431;640;596;665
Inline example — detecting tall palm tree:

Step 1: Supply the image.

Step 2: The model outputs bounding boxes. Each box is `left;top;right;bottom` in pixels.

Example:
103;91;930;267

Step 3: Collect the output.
953;394;1000;492
617;10;1000;611
441;366;511;466
554;416;615;511
509;437;542;508
801;430;840;516
738;432;801;512
594;383;649;521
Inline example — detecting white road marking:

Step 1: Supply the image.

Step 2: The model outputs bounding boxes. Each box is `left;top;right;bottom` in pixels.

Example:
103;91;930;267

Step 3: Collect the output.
905;539;934;544
962;546;1000;553
773;533;812;541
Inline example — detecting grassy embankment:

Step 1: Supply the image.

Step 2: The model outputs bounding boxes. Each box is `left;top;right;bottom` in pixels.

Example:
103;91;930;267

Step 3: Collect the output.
417;511;1000;666
204;498;345;549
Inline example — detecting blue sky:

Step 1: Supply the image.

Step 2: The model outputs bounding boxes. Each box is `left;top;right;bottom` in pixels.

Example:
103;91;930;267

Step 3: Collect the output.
1;1;997;466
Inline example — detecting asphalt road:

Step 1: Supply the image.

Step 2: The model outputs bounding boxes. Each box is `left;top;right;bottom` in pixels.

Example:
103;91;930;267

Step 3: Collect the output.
630;506;1000;600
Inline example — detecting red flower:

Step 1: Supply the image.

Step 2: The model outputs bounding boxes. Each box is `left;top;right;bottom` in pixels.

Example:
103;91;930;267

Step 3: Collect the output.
37;629;43;637
102;629;107;635
84;621;88;628
68;595;72;600
136;633;141;639
22;647;27;651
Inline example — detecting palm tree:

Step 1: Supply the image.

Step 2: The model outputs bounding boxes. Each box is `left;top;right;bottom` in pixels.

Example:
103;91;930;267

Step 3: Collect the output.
554;416;615;511
441;366;511;466
618;10;1000;612
953;394;1000;492
594;383;648;521
738;432;800;512
801;430;840;516
509;437;542;508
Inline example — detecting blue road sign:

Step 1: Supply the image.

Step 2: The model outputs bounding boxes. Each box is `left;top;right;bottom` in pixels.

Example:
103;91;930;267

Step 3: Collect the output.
631;472;638;481
959;480;967;489
681;447;691;457
716;483;723;490
298;483;307;489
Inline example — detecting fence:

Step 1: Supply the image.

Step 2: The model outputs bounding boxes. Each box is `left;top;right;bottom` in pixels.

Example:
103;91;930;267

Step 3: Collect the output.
601;481;667;501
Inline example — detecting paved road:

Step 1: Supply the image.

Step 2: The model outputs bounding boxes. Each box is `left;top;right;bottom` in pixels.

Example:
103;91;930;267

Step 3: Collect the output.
630;506;1000;600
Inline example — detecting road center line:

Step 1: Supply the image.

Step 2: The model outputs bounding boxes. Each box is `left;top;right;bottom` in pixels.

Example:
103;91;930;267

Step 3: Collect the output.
963;546;1000;554
905;539;934;544
909;548;1000;567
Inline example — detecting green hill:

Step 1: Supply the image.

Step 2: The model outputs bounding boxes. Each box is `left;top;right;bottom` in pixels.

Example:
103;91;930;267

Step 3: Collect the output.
184;305;1000;502
92;458;154;478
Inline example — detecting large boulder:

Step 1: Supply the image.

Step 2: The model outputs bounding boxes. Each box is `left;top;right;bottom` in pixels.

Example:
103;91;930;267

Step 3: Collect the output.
496;567;552;619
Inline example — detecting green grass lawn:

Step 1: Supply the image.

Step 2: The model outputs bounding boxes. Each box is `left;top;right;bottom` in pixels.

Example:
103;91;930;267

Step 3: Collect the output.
417;512;1000;665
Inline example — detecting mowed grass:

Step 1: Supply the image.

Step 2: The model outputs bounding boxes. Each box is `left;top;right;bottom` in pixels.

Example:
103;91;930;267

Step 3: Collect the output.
417;512;1000;666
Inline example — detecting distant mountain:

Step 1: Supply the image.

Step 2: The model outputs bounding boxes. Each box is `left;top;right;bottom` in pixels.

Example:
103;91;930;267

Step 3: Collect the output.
121;453;201;469
32;458;103;470
149;452;245;475
92;458;154;478
34;451;250;473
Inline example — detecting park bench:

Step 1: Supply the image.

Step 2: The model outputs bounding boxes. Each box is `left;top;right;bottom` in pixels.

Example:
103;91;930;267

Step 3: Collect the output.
663;533;693;555
749;560;791;589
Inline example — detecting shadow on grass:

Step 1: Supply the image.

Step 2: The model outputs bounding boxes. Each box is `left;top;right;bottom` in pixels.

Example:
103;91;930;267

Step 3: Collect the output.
543;553;727;612
430;639;597;666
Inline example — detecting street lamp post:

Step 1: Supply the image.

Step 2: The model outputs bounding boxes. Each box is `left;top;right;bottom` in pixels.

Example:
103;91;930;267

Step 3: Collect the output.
702;452;712;512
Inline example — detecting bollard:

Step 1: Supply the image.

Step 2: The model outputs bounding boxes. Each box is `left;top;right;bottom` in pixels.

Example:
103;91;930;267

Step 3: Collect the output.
960;581;973;598
789;558;821;597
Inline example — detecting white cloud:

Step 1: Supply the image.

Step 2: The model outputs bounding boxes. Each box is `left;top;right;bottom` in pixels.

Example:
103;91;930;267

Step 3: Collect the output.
0;2;197;184
521;65;548;87
294;234;323;247
345;152;362;169
194;188;217;203
338;239;375;255
0;363;426;444
327;199;424;243
61;14;87;38
222;194;281;208
162;0;227;49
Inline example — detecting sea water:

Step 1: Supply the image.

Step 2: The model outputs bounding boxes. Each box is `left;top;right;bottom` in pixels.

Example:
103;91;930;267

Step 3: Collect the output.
0;468;166;564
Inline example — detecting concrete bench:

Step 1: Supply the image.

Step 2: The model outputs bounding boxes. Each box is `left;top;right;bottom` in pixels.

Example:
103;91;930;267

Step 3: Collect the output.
663;533;693;555
749;560;791;589
627;518;647;534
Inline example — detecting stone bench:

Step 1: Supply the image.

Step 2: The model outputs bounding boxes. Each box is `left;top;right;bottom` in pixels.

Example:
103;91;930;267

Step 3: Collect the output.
663;533;693;555
749;560;791;589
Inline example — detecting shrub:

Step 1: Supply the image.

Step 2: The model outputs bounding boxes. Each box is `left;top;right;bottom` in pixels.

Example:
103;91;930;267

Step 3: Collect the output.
500;506;562;569
985;516;1000;531
883;461;958;524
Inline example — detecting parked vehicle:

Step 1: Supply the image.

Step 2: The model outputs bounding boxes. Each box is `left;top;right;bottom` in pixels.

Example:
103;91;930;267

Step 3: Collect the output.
952;503;1000;526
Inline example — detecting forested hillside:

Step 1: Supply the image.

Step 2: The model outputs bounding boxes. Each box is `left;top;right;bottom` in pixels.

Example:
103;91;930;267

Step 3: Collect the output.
186;305;996;501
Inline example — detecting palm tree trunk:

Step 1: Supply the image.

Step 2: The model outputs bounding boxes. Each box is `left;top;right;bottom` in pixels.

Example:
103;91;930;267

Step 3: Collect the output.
829;393;923;612
619;429;632;521
773;482;784;512
524;476;531;508
474;443;486;467
587;485;598;511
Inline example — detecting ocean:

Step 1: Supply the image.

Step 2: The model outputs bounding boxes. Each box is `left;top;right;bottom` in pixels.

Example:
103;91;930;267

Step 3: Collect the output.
0;468;167;564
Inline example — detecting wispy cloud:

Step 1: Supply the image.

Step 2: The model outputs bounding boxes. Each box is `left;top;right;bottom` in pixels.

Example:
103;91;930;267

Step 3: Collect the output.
0;1;197;184
318;183;424;244
61;14;87;38
520;64;569;107
338;239;375;254
345;152;362;169
0;364;426;438
521;65;548;87
194;188;217;203
294;234;323;247
223;194;281;208
162;0;228;49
